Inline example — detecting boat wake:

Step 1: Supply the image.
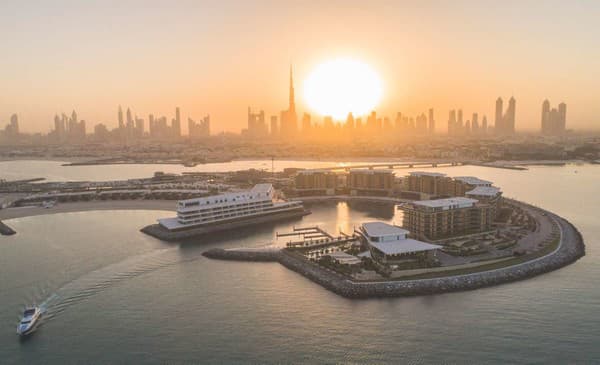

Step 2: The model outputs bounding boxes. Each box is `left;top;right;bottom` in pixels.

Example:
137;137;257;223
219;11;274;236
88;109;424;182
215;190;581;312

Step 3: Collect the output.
36;247;202;322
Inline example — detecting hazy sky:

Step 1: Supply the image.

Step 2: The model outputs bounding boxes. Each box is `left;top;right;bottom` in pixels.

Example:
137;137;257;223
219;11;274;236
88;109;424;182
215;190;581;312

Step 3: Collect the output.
1;0;599;133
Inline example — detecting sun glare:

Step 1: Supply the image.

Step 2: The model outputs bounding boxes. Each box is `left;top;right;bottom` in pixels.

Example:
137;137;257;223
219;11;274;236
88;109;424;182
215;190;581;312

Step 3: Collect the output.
303;58;383;120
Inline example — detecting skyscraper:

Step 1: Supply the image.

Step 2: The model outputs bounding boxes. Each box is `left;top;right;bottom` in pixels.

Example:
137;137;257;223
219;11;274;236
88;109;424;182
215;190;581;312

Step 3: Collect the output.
506;97;516;134
495;97;503;133
270;116;279;137
541;100;567;135
428;108;435;134
280;65;298;138
472;113;479;134
494;96;516;135
173;107;181;137
118;105;124;129
541;99;550;132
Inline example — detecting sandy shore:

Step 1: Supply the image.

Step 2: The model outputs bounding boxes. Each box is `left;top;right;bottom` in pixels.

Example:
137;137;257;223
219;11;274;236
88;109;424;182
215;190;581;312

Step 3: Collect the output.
0;200;177;220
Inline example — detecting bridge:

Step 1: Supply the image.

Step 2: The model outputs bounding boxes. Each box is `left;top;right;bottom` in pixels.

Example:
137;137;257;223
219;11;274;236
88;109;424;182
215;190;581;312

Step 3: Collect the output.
315;161;468;172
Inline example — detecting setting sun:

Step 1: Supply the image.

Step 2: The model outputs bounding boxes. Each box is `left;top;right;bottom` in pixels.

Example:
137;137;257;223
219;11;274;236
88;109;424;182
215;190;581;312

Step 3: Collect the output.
303;58;383;120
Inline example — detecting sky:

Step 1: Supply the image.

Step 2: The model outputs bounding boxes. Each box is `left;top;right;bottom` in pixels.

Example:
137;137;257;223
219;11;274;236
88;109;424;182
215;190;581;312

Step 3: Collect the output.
1;0;599;133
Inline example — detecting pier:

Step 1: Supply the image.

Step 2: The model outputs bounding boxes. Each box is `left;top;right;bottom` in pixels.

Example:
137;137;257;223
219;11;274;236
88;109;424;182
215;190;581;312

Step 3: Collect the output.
277;226;359;249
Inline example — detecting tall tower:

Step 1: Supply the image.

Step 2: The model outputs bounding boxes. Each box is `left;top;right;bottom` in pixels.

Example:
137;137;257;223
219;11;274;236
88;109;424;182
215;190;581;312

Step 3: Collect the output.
118;105;124;129
507;97;516;134
428;108;435;134
280;65;298;138
173;107;181;137
289;65;295;114
541;99;550;134
558;102;567;133
495;97;503;134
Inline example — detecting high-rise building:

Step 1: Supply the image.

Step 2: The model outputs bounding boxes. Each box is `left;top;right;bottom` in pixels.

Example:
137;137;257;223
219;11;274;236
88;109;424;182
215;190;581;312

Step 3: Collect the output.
505;97;516;134
280;65;298;138
118;105;124;129
541;100;567;135
302;113;311;134
448;110;459;135
270;116;279;137
495;97;503;133
494;96;516;135
244;107;267;138
188;115;210;139
472;113;479;134
172;107;181;137
481;116;488;134
428;108;435;134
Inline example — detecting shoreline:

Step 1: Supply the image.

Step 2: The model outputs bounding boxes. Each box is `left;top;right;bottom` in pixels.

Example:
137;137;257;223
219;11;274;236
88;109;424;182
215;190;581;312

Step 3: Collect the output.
0;200;177;221
203;199;585;298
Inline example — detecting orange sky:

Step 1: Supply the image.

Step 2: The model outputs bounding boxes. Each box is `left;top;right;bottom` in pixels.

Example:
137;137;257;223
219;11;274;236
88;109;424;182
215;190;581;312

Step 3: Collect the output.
1;1;599;133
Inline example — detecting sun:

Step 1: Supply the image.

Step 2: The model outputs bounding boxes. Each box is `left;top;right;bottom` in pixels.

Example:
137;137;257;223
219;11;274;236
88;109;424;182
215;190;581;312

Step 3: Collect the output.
303;58;383;120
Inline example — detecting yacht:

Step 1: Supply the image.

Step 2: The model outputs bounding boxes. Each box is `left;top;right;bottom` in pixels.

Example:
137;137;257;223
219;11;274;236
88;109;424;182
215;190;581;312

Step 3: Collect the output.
158;184;307;232
17;306;42;336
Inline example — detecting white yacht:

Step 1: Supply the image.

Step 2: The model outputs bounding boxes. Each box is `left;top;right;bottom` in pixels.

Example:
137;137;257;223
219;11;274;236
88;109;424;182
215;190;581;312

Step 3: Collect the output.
17;306;42;336
158;184;306;232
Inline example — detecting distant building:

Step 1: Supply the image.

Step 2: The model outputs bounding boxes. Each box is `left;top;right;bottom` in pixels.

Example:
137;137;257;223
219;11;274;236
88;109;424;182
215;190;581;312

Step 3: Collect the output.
243;107;268;138
189;115;210;139
280;65;298;139
270;115;279;137
172;107;181;137
495;96;516;135
541;99;567;135
428;108;435;134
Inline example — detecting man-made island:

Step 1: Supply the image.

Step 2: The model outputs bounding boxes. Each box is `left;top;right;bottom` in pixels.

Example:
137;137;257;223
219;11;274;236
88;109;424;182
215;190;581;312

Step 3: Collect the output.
202;171;585;298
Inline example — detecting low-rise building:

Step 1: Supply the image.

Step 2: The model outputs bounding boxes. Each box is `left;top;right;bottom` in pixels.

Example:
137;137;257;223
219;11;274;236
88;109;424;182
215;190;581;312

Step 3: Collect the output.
399;197;493;240
358;222;442;264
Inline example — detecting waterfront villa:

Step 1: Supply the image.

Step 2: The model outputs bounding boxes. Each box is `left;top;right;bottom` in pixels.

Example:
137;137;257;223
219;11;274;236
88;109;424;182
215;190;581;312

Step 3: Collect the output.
357;222;442;264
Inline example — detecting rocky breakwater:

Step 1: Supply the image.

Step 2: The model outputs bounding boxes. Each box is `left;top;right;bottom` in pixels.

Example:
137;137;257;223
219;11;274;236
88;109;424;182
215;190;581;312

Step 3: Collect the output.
280;212;585;299
202;247;281;262
202;204;585;299
0;220;16;235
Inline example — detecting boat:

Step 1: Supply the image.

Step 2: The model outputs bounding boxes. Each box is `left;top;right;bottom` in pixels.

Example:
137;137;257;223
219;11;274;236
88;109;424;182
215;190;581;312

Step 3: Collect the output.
143;184;310;241
16;306;42;336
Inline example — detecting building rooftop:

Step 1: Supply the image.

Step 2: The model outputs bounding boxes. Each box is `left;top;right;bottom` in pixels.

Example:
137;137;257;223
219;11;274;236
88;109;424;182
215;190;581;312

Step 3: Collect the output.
453;176;493;186
411;197;479;209
409;171;447;177
466;186;501;197
370;238;442;255
362;222;409;237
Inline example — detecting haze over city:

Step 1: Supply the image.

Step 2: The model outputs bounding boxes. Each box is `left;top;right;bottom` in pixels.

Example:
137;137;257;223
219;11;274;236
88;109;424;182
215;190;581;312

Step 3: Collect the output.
2;2;600;364
2;0;600;133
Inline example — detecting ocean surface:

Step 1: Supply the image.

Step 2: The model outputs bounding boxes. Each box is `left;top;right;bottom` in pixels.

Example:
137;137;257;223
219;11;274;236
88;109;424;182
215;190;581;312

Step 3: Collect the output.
1;161;599;364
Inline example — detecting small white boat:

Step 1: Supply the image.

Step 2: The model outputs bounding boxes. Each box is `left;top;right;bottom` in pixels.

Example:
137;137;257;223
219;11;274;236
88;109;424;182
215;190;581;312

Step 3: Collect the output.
17;306;42;336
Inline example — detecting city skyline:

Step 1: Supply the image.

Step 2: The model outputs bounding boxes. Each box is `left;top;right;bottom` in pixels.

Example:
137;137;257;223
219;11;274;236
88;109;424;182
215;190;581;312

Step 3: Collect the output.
1;1;600;133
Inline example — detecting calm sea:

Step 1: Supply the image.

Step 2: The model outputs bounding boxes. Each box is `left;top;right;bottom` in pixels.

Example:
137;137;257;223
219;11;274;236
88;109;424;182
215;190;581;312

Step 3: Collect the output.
0;161;599;364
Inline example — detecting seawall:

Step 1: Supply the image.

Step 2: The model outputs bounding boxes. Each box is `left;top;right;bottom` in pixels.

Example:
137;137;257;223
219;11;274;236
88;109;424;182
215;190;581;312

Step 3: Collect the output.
202;204;585;299
0;220;16;235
